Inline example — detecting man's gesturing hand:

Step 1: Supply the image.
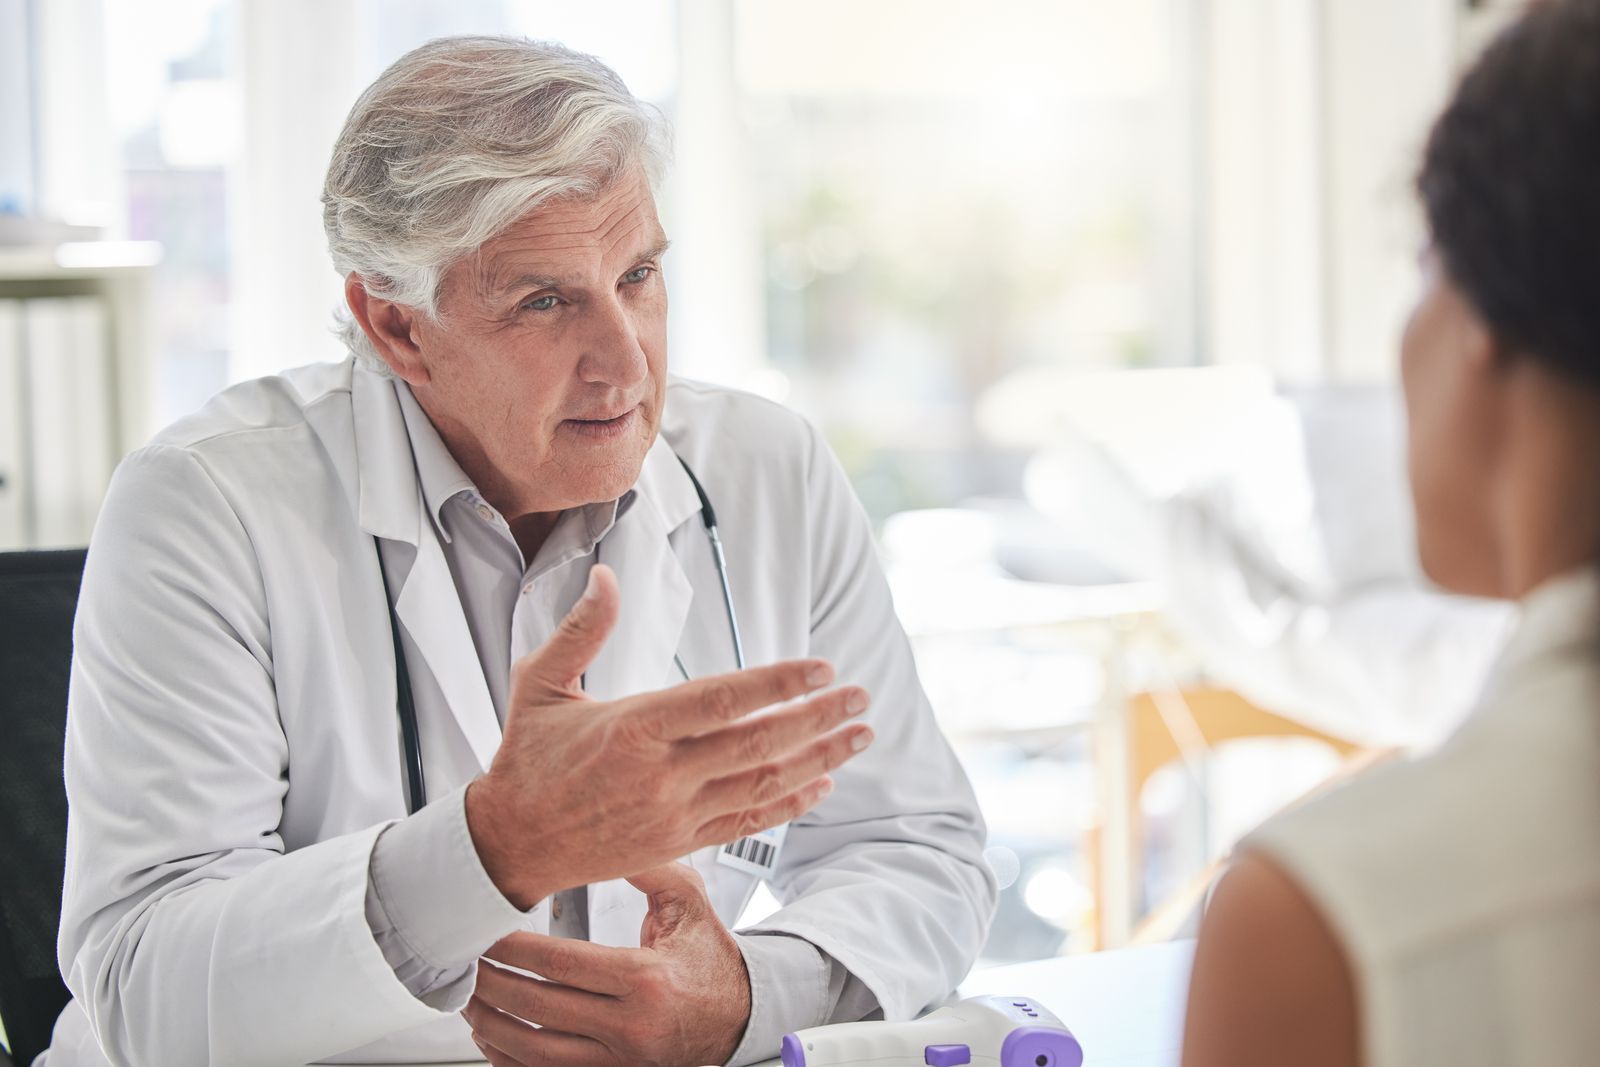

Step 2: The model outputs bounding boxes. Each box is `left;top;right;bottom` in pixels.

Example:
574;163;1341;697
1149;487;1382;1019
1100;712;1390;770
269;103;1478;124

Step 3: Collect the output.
465;564;873;908
464;863;753;1067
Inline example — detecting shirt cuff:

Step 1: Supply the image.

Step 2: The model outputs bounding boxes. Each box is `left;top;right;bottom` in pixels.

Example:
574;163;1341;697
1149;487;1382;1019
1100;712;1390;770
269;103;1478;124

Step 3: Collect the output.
727;932;832;1067
366;782;529;1006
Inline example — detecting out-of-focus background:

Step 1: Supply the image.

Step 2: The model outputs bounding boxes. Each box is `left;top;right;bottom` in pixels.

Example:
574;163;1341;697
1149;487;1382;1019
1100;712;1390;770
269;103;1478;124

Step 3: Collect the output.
0;0;1524;960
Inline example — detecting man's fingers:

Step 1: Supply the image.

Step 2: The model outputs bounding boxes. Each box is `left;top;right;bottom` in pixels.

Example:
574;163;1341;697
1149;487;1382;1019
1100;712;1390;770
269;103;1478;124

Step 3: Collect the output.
675;685;870;774
695;722;872;818
463;999;535;1064
465;1001;619;1067
512;565;620;693
625;658;836;742
695;774;837;848
505;1027;625;1067
484;930;646;996
471;1032;526;1067
474;960;621;1044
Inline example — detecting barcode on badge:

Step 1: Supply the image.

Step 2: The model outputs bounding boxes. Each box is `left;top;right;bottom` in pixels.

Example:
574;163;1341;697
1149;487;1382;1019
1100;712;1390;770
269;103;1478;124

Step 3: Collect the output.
716;822;789;880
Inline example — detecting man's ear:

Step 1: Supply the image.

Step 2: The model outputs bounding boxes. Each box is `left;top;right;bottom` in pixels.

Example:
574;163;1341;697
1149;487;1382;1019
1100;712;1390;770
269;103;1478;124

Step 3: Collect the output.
344;274;431;386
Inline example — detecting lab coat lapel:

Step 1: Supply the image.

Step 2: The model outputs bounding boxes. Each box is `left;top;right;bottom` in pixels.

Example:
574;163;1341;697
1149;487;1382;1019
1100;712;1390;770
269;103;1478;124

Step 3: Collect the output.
352;368;501;772
581;440;697;703
394;532;502;770
586;438;702;946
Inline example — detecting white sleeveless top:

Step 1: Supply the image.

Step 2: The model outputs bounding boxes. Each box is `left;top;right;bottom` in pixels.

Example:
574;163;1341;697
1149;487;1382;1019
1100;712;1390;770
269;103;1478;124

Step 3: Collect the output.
1247;566;1600;1066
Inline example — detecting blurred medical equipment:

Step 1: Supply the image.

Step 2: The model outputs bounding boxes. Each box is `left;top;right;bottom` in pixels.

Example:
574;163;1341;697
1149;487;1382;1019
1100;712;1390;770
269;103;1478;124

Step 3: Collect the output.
978;366;1511;749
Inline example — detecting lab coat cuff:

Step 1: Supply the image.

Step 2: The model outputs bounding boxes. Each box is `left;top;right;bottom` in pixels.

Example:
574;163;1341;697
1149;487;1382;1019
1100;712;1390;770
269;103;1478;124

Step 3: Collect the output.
369;782;529;978
727;932;832;1067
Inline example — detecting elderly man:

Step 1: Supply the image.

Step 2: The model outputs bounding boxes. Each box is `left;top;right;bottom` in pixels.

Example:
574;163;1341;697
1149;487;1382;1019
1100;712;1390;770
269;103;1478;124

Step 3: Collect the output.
47;35;993;1067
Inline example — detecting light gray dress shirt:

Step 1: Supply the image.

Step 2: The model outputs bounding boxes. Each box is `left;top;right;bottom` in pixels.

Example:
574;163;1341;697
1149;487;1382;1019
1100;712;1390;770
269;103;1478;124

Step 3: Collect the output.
363;384;876;1064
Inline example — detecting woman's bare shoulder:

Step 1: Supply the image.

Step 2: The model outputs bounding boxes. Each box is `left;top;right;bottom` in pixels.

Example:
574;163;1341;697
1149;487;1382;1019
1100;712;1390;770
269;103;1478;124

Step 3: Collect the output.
1181;850;1361;1067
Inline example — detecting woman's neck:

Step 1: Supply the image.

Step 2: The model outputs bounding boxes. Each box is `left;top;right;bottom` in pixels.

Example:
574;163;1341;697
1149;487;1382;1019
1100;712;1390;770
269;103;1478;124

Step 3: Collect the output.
1493;369;1600;599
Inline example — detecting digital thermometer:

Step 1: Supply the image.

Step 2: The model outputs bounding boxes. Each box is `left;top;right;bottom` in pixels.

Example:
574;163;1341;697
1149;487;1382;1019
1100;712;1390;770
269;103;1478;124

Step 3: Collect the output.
779;995;1083;1067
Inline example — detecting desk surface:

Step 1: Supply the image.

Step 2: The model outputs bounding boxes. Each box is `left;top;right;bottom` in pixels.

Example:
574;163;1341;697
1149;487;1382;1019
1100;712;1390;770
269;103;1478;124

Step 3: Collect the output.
394;940;1195;1067
957;940;1194;1067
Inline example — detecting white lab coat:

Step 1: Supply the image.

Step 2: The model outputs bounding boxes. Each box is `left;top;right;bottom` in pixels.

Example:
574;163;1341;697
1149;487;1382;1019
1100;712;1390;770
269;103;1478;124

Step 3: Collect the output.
48;359;995;1067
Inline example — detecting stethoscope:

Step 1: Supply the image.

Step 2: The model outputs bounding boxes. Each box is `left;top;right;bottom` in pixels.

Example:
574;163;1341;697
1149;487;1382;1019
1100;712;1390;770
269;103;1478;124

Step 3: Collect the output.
376;455;744;815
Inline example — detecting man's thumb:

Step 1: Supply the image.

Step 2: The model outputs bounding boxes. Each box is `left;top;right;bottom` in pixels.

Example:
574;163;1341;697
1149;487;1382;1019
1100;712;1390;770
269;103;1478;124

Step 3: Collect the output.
626;859;704;901
628;861;707;945
517;564;620;692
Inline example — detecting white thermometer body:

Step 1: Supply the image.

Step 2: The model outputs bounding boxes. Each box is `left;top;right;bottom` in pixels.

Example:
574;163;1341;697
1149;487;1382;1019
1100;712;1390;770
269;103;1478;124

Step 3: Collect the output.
779;995;1083;1067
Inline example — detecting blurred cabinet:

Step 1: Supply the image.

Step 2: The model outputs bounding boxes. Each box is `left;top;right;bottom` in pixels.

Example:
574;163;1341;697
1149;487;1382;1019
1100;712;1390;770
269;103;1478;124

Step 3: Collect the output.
0;242;157;547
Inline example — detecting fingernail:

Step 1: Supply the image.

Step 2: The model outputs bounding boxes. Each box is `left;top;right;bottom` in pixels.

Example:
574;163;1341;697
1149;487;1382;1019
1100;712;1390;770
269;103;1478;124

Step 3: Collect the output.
581;567;600;602
851;727;874;752
806;662;834;688
846;689;869;715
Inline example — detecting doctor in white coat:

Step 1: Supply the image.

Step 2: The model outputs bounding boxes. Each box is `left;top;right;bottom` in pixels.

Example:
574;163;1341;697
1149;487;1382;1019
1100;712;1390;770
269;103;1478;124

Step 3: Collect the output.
47;34;995;1067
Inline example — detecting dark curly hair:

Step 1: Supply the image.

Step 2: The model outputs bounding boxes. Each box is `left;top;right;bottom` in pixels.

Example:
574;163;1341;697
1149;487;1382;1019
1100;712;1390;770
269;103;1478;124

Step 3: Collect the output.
1418;0;1600;388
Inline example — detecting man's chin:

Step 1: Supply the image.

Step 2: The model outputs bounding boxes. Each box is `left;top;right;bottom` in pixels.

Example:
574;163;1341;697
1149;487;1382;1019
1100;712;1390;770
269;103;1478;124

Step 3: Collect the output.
534;417;657;507
564;448;654;508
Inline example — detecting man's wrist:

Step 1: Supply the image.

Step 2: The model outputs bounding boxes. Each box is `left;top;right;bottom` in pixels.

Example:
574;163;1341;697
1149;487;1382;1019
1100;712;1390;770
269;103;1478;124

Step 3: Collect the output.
711;931;755;1066
464;774;547;909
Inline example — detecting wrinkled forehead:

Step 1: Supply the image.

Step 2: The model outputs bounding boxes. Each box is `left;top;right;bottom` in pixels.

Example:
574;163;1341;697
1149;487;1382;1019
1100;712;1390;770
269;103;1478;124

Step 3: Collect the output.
470;173;668;297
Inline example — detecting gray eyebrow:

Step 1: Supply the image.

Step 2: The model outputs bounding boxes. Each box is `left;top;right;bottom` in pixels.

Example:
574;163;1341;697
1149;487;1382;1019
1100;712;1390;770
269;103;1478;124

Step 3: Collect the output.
489;270;570;295
488;239;672;297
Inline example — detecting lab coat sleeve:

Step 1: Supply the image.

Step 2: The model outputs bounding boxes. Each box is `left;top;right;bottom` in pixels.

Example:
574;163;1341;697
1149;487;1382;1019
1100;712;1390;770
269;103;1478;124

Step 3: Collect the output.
728;934;882;1067
728;933;830;1067
738;420;998;1024
57;445;457;1066
366;782;529;1008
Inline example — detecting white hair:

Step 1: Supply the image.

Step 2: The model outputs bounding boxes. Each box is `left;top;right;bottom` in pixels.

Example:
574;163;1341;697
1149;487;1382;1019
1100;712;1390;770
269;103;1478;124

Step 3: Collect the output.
321;35;671;372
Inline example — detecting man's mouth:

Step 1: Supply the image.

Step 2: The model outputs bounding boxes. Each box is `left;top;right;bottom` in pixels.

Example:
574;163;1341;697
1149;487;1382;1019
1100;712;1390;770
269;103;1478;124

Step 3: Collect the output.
561;406;639;439
570;408;633;423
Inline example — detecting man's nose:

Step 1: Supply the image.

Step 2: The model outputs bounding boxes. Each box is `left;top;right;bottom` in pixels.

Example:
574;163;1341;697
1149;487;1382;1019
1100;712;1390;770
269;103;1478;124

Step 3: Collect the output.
576;296;650;388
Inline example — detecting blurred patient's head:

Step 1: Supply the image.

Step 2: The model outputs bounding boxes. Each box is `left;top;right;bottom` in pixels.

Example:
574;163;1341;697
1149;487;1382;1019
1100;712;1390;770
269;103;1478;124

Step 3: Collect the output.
1403;0;1600;600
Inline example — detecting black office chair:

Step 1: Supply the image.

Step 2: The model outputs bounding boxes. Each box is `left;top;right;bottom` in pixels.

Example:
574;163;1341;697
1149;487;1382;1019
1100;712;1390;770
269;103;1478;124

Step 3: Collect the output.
0;549;86;1067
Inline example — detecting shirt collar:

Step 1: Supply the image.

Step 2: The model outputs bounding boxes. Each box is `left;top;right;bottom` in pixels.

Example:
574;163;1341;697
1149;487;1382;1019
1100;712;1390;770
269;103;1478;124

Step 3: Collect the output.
394;381;477;540
1483;564;1600;701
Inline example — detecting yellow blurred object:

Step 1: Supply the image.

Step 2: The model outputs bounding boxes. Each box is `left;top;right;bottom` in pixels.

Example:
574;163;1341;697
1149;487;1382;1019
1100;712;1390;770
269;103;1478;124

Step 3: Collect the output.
1090;687;1382;949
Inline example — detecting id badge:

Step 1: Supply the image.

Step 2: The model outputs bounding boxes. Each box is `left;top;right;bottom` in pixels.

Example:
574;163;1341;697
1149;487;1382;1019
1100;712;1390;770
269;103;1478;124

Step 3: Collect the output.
717;822;788;880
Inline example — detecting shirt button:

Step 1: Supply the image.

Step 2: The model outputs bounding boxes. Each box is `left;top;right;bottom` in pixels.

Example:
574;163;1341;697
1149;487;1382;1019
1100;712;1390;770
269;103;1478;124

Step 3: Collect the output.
551;896;563;920
475;503;494;523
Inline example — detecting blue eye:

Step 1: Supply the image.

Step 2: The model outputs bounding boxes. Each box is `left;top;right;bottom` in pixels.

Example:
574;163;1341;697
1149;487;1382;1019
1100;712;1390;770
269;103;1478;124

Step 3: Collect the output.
525;294;559;312
623;266;653;284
